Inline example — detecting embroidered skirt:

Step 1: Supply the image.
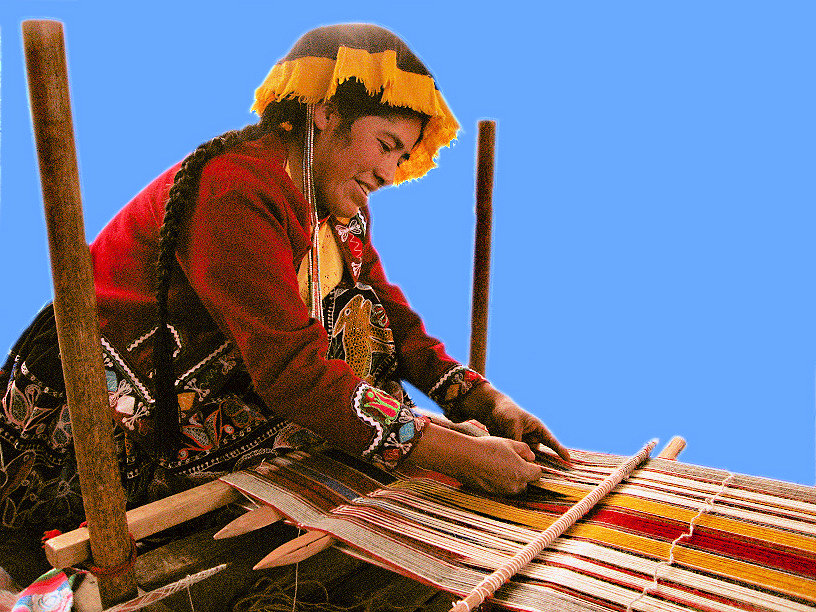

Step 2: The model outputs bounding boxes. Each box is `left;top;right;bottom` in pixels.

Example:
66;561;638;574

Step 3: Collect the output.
0;281;412;530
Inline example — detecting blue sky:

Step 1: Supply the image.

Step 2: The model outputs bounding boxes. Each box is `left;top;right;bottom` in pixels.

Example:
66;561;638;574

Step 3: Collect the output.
1;1;814;486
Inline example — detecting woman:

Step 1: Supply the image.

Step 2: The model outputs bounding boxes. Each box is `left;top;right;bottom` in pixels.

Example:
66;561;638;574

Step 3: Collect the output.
0;23;568;531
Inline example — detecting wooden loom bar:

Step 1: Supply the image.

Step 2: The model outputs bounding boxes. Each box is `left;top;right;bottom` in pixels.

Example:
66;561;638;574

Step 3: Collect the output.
468;120;496;375
22;19;136;605
450;439;658;612
45;478;243;568
657;435;687;460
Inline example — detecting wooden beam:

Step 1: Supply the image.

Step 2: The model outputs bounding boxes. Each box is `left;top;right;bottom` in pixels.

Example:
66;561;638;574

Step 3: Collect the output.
45;479;242;569
22;19;136;606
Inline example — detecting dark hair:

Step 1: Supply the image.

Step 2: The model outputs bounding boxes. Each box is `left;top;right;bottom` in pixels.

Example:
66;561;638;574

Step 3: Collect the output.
263;78;428;142
152;79;428;457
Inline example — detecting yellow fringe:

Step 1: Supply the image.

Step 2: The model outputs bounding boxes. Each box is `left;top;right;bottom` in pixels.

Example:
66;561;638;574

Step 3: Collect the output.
251;50;459;185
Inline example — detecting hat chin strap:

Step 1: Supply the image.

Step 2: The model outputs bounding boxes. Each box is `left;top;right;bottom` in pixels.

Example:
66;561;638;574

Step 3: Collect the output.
303;103;324;325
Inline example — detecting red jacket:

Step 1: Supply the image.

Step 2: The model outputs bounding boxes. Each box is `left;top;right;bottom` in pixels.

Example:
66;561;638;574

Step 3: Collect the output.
90;133;471;464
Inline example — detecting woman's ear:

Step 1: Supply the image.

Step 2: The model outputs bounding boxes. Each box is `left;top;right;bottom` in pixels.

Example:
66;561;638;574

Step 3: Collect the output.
313;101;339;132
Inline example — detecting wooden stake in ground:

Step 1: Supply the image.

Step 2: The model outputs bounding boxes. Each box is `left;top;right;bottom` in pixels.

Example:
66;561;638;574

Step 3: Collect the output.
468;120;496;376
22;19;137;606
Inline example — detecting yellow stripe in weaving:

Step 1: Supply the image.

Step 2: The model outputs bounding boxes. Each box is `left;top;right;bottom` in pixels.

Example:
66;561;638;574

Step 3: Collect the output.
567;523;816;603
391;479;816;602
543;481;816;556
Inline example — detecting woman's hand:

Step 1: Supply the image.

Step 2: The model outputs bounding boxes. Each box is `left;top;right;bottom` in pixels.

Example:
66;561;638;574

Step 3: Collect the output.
453;436;543;495
406;423;543;495
452;383;571;461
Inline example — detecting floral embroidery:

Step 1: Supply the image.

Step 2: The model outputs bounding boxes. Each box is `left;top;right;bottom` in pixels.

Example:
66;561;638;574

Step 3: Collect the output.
352;383;424;469
332;211;367;283
362;386;399;420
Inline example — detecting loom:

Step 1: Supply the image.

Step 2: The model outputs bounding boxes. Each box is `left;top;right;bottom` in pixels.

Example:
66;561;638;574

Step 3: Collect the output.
21;18;816;612
219;442;816;612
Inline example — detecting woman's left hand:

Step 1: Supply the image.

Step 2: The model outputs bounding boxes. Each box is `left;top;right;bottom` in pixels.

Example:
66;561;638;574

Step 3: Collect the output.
454;383;571;461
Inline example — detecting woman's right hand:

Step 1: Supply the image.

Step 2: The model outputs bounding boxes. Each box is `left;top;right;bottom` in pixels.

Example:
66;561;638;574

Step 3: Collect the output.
451;436;543;495
406;422;543;495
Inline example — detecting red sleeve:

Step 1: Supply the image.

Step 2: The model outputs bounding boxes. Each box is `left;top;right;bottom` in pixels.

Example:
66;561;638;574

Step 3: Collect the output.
358;207;486;411
175;152;423;467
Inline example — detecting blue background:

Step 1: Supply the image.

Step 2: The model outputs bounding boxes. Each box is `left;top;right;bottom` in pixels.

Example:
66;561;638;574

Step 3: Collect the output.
1;1;814;486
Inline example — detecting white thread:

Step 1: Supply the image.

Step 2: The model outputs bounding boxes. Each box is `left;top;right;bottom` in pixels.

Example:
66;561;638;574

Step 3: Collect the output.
186;574;195;612
292;527;302;612
102;564;226;611
624;471;735;612
303;103;323;325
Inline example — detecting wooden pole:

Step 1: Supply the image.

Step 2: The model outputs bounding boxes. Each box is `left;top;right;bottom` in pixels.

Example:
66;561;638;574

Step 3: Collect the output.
469;120;496;376
657;435;687;460
22;19;137;605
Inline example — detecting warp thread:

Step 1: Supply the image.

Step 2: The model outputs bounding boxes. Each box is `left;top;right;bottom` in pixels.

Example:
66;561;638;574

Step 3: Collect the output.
451;439;657;612
624;471;736;611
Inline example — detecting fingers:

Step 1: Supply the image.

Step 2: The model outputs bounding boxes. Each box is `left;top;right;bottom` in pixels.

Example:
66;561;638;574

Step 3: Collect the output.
537;426;571;461
511;440;544;488
520;418;571;462
511;439;536;462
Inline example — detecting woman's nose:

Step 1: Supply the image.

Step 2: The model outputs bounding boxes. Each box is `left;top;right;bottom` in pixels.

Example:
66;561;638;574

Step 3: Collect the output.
373;158;397;187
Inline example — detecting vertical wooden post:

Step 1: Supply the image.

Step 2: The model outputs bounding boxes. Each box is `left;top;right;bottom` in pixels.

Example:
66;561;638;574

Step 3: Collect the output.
22;19;137;606
469;120;496;376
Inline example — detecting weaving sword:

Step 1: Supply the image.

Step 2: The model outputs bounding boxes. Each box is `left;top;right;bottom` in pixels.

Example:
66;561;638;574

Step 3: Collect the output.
451;438;658;612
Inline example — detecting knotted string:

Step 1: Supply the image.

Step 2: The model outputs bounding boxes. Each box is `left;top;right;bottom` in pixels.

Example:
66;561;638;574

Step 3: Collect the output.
624;471;736;611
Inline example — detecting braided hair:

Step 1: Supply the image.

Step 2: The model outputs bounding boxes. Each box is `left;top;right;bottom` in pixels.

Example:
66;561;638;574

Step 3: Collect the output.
151;80;428;458
152;118;273;457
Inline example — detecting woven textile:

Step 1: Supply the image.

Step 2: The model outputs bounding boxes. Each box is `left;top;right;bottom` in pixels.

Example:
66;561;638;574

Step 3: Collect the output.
223;446;816;612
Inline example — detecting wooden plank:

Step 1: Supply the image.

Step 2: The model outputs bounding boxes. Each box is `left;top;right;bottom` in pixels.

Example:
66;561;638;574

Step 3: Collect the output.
45;479;241;568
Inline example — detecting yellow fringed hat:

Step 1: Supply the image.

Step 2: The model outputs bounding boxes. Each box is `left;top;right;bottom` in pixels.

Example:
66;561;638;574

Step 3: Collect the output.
252;23;459;184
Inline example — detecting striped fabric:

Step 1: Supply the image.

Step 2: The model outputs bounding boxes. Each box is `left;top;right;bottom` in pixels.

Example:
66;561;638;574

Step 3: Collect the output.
223;446;816;611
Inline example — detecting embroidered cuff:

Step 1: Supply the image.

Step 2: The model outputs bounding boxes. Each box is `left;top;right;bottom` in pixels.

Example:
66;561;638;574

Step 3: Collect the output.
427;365;487;418
352;382;428;470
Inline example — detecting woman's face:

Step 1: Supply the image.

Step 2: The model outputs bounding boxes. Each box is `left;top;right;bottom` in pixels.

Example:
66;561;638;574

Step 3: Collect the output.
312;105;423;219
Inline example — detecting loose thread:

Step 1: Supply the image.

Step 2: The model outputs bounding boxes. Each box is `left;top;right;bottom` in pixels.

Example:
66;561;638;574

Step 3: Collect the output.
292;528;302;612
187;573;195;612
624;471;735;611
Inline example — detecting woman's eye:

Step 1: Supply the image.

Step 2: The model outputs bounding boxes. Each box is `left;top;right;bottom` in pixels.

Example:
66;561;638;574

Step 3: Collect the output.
378;139;392;153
